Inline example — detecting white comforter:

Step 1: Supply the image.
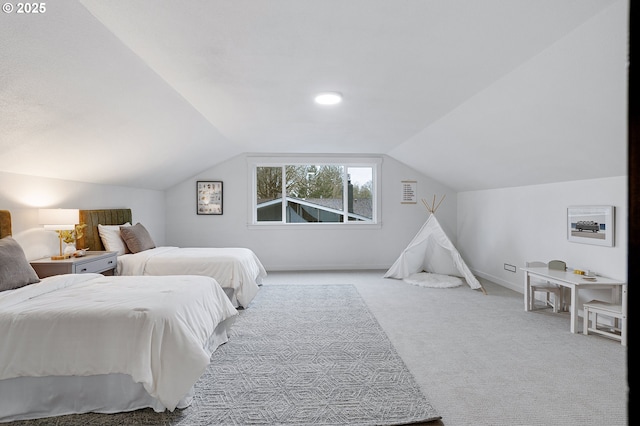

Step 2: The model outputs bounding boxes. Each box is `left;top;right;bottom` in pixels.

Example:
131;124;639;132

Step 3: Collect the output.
117;246;267;308
0;273;237;411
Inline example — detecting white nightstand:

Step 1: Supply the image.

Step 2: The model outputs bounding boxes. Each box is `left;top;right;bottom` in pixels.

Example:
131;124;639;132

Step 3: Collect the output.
30;251;118;279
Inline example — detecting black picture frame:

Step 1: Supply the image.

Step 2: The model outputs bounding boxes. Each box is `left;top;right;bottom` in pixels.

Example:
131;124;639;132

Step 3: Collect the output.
197;181;223;215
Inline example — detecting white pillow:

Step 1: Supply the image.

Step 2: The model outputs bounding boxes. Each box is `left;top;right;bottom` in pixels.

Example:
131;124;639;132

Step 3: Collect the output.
98;223;131;255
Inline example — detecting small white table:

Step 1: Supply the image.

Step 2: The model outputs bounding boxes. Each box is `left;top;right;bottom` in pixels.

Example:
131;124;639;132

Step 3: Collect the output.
522;267;625;334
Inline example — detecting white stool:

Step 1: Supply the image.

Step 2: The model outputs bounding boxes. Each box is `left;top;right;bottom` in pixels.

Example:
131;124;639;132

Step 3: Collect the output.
582;285;627;346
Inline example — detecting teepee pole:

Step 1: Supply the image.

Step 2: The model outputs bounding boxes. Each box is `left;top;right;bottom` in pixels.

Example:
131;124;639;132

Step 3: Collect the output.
422;194;446;214
433;194;446;213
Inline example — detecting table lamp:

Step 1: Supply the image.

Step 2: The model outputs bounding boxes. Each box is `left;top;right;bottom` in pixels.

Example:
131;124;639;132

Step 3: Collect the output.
38;208;79;260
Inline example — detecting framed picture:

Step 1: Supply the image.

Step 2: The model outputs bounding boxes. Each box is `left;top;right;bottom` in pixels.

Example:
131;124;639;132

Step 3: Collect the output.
567;205;614;247
401;180;417;204
197;181;223;215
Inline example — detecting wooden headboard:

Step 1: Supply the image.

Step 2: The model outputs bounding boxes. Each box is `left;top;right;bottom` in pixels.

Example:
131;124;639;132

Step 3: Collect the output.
77;209;132;251
0;210;11;239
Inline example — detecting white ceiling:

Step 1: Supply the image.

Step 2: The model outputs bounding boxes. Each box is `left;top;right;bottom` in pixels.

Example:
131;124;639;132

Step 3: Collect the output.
0;0;628;191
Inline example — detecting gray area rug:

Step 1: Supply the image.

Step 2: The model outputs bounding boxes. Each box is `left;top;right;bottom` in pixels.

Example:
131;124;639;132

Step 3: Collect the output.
13;284;440;425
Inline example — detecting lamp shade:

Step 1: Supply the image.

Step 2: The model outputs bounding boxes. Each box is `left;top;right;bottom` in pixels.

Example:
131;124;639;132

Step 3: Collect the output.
38;209;79;230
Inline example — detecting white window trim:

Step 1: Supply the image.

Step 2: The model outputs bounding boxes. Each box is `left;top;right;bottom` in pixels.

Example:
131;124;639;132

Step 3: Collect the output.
247;154;382;229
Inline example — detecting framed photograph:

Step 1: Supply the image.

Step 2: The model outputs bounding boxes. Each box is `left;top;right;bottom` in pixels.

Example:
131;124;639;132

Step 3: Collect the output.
197;181;223;215
567;205;614;247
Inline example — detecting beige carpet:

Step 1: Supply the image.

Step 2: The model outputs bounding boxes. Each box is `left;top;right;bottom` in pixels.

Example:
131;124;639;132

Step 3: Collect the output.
264;270;628;426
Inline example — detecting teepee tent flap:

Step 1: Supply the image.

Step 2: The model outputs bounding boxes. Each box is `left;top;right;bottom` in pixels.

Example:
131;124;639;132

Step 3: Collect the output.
384;213;484;291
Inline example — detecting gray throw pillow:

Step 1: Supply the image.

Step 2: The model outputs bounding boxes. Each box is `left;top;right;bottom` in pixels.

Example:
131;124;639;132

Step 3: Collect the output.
120;223;156;254
0;236;40;291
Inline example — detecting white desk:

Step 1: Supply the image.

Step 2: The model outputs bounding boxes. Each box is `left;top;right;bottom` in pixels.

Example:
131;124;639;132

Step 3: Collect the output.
522;267;625;333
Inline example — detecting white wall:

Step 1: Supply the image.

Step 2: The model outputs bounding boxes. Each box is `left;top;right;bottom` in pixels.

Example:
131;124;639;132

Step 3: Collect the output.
164;154;456;271
2;167;627;308
0;171;165;260
458;176;627;304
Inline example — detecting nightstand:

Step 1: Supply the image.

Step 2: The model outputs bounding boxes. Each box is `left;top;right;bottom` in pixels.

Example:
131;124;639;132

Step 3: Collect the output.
30;251;118;279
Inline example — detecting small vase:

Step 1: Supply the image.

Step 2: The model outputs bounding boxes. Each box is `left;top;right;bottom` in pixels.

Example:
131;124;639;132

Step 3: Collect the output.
64;244;76;256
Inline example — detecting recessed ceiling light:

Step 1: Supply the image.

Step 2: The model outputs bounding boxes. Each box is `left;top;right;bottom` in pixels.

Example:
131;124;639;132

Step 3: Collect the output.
314;92;343;105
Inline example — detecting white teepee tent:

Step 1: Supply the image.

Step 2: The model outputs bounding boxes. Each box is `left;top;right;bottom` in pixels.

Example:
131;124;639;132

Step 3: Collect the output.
384;196;486;293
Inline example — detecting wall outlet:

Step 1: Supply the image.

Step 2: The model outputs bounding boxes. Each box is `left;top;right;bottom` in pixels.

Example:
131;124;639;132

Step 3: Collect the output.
504;263;516;273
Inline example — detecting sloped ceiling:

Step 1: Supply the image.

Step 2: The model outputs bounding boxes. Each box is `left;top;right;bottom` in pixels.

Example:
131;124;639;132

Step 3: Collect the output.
0;0;627;191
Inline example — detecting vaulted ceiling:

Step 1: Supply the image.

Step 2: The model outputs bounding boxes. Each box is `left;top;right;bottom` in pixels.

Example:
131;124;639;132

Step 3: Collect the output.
0;0;628;191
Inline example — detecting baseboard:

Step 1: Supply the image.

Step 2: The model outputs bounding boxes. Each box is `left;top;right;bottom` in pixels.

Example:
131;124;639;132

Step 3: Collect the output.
266;265;525;295
472;269;522;293
266;264;390;272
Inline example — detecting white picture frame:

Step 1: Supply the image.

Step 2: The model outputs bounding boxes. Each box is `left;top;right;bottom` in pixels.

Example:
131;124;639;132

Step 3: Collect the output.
567;205;614;247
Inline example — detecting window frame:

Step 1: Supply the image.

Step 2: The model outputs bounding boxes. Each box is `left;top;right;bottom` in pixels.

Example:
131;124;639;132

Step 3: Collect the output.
247;155;382;228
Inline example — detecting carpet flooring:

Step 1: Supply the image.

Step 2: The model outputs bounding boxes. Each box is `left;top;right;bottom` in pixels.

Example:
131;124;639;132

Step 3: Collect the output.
11;284;440;425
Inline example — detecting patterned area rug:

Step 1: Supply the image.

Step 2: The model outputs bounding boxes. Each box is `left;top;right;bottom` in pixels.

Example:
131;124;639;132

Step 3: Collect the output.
14;284;440;425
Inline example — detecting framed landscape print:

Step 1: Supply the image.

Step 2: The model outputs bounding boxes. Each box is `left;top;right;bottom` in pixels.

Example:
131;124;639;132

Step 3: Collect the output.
197;181;223;215
567;205;614;247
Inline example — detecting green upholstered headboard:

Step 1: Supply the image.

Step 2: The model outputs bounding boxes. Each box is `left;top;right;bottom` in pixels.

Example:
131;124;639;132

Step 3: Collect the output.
0;210;11;239
77;209;132;251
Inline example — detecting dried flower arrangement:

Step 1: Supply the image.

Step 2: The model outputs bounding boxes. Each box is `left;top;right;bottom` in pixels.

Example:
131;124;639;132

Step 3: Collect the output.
59;223;87;244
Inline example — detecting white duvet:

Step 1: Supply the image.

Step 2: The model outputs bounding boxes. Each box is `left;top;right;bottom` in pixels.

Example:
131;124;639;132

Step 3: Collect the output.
117;246;267;308
0;273;238;411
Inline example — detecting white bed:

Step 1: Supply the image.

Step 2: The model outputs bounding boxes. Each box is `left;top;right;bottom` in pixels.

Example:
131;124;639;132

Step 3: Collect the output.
78;209;267;308
0;273;238;423
0;211;238;422
117;246;265;308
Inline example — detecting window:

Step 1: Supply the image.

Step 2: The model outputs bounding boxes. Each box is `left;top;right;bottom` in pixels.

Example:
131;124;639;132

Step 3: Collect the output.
249;156;381;226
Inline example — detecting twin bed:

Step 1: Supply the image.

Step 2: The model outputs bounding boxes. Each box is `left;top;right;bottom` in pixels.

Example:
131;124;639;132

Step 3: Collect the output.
77;209;267;308
0;209;257;422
